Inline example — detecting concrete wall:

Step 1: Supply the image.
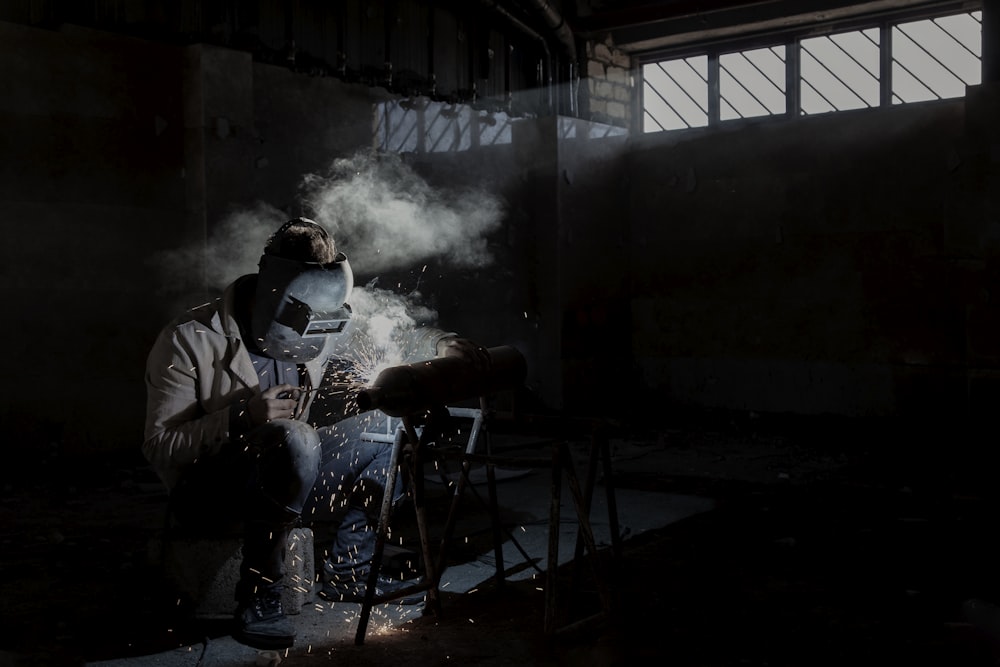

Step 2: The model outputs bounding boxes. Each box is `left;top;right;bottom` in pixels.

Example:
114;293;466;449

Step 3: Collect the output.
407;116;631;413
542;118;631;415
0;22;188;465
626;89;1000;424
5;16;999;469
0;21;386;467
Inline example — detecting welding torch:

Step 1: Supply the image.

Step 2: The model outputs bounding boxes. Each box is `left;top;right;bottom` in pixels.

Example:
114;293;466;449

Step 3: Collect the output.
275;385;329;420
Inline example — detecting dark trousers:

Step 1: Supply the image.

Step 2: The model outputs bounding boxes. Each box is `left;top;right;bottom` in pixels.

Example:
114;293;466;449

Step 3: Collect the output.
305;412;400;583
170;413;397;602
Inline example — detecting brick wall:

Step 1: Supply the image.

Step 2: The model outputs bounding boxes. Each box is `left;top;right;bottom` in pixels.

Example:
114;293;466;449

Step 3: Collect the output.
583;36;633;130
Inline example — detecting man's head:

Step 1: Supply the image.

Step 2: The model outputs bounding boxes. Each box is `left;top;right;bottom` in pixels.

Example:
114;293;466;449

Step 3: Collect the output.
264;218;338;264
251;218;353;362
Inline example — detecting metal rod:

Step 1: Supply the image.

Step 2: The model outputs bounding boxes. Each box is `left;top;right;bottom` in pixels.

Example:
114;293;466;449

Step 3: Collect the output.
406;416;442;617
544;441;562;635
601;432;622;560
354;424;406;645
560;442;612;615
570;431;602;601
486;427;506;588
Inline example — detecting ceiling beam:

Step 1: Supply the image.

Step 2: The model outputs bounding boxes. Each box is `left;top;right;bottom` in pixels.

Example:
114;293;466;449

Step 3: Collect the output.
576;0;971;53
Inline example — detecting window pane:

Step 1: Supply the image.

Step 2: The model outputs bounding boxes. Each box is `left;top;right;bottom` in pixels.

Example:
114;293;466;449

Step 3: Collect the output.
720;46;786;121
642;56;709;132
800;28;880;115
639;9;982;131
891;11;981;103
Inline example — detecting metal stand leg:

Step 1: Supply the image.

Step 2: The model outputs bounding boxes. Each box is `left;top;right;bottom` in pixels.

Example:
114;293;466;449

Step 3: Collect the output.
544;441;562;635
354;425;406;645
356;412;451;645
354;410;621;643
601;434;622;559
485;429;506;588
559;441;612;617
405;417;442;618
544;435;617;635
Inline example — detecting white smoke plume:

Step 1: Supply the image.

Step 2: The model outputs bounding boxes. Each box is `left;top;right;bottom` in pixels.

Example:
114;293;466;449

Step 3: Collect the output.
150;201;288;299
346;281;441;377
151;149;495;367
301;150;504;273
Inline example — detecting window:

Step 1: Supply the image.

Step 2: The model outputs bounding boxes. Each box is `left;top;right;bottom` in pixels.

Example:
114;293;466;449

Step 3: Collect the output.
642;56;708;131
800;29;880;114
641;7;982;132
720;46;787;120
892;13;982;103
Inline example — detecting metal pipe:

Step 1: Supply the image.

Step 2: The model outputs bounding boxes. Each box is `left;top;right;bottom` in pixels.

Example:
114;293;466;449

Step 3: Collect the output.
524;0;576;62
356;345;527;417
476;0;554;113
522;0;579;114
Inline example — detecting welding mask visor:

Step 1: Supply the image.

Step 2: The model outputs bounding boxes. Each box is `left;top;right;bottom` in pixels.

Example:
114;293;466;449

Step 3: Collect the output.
251;252;354;361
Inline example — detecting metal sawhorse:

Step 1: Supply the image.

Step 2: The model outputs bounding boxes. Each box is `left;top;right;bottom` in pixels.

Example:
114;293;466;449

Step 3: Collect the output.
354;403;622;644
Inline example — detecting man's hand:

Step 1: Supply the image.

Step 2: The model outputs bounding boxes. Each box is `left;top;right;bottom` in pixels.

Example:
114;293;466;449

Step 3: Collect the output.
246;383;301;426
436;336;490;370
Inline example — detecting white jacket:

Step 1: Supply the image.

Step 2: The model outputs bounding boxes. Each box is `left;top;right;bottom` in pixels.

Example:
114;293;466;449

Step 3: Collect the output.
143;277;451;489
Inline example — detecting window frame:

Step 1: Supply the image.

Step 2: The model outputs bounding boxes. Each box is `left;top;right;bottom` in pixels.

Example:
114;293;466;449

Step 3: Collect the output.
636;0;982;133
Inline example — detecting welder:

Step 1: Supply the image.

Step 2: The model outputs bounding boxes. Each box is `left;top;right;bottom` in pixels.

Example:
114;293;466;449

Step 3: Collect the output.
143;218;484;650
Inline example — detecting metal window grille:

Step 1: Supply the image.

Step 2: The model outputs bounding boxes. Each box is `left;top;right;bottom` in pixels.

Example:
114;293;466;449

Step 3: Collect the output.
640;8;982;133
891;11;982;104
800;28;881;115
720;46;786;120
642;56;708;131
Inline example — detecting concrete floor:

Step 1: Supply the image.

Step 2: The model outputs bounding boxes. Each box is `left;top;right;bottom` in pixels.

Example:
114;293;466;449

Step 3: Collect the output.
4;417;1000;666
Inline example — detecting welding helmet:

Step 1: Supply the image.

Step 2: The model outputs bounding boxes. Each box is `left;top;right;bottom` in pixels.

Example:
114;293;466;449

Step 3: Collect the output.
250;251;354;361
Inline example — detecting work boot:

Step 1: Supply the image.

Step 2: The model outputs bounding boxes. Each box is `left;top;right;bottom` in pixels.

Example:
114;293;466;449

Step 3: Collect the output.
233;584;296;650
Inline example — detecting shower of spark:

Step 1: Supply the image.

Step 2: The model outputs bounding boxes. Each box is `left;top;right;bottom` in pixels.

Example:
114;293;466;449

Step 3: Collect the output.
343;282;437;382
346;334;400;386
335;601;413;638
